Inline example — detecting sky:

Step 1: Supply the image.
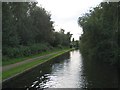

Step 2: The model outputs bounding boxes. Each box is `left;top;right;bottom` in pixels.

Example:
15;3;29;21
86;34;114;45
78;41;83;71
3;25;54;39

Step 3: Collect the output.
37;0;103;40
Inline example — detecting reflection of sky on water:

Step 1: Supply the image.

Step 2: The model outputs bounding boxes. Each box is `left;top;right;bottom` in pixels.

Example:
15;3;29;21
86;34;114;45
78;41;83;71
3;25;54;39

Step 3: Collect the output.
37;50;87;88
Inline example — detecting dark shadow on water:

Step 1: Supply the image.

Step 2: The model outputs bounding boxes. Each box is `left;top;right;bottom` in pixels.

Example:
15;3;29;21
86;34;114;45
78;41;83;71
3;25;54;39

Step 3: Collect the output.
80;51;119;88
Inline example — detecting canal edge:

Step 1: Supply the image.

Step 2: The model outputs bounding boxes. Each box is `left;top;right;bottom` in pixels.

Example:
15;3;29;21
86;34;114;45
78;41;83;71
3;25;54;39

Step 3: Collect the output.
2;48;73;83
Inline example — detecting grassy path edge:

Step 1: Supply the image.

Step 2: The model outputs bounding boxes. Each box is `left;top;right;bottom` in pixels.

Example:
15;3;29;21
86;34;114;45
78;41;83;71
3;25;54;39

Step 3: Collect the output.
2;48;73;82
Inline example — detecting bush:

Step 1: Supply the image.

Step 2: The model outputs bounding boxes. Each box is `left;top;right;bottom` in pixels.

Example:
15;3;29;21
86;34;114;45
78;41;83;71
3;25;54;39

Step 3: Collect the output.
2;43;53;59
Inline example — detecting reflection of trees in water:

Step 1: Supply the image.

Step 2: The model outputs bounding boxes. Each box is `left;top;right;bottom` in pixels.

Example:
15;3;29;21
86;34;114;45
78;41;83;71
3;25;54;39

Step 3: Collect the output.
52;52;70;64
81;54;119;88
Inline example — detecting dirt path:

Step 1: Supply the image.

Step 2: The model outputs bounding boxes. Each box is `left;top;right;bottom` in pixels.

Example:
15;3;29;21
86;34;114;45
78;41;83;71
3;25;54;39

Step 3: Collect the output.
3;51;61;72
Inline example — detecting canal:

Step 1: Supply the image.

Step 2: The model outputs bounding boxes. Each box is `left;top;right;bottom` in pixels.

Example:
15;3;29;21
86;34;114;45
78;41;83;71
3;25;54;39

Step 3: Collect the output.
2;50;119;89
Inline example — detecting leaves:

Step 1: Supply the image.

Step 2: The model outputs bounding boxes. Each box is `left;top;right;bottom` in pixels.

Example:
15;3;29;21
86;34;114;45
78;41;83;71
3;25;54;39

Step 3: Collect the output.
78;2;119;65
2;2;72;59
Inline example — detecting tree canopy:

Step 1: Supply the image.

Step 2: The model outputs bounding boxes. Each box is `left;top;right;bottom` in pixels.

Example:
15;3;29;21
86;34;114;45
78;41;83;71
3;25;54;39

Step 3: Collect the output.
78;2;119;66
2;2;72;59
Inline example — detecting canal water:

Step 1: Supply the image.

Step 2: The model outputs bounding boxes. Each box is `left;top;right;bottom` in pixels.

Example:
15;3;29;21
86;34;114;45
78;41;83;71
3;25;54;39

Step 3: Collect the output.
2;50;119;89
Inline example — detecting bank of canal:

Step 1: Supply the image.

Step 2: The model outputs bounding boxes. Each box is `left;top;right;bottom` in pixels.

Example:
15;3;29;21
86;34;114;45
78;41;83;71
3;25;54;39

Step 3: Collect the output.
2;48;73;82
2;50;119;89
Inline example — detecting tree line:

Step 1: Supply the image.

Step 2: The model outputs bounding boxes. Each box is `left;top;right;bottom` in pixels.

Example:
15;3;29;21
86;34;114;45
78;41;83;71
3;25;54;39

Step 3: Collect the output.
78;2;119;66
2;2;72;60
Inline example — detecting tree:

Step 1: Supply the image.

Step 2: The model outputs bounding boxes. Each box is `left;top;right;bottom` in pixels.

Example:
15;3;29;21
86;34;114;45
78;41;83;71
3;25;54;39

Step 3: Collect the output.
78;2;119;65
2;2;72;59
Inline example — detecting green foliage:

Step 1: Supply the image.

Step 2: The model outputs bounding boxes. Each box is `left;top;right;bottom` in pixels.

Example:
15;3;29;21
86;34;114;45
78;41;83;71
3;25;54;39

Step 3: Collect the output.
78;2;119;65
52;29;72;47
2;2;72;61
2;43;53;60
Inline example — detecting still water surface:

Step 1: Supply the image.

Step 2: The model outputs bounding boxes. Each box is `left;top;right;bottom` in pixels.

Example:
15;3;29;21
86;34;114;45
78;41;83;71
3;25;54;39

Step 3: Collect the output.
3;50;118;89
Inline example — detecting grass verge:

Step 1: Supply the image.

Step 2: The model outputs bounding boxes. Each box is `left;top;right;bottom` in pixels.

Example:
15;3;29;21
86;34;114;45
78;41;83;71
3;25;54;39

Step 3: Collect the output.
2;48;72;81
3;47;69;66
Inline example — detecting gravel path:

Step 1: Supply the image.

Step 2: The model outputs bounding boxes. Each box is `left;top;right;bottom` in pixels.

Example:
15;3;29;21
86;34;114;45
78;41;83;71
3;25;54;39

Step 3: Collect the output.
3;51;60;72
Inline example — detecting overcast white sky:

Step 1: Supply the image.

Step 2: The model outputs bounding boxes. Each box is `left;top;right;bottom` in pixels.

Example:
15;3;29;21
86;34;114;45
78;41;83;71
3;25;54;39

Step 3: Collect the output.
37;0;103;40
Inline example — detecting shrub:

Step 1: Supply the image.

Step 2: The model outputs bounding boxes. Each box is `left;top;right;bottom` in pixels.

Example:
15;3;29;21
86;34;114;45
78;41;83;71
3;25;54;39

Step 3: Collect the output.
2;43;53;59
